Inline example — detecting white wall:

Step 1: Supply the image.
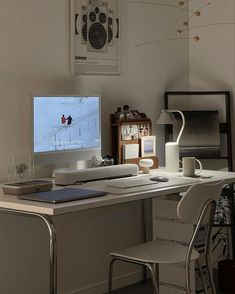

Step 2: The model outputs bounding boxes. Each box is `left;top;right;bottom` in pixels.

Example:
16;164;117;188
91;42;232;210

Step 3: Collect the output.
189;0;235;169
0;0;189;180
0;0;189;293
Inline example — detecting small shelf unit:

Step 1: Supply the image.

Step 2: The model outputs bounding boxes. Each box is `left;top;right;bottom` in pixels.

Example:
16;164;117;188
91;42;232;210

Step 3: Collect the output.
110;115;152;164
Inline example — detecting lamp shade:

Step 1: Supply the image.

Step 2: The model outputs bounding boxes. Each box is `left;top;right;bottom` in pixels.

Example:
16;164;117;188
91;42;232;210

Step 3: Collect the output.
156;109;185;172
156;111;174;125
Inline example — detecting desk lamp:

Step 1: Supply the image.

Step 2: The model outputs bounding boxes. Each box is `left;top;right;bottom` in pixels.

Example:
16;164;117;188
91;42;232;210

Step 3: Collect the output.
157;110;185;172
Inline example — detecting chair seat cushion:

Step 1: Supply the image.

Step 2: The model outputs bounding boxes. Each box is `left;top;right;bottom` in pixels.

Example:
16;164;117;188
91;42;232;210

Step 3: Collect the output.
110;239;199;264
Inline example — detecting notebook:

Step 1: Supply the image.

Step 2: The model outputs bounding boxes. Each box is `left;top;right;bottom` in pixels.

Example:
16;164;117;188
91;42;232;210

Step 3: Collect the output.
123;144;139;159
18;188;107;204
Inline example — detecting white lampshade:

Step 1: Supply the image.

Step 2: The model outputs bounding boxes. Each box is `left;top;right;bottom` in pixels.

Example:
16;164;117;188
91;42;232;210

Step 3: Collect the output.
157;109;185;172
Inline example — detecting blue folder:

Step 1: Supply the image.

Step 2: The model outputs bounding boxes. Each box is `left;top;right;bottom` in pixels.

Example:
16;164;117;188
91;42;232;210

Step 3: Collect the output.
18;187;107;204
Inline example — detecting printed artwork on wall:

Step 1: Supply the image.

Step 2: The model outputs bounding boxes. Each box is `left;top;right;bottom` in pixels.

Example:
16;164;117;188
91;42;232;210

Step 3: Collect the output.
70;0;120;75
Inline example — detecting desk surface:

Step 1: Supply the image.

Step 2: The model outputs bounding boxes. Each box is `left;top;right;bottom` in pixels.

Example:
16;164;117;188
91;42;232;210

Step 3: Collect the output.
0;169;234;216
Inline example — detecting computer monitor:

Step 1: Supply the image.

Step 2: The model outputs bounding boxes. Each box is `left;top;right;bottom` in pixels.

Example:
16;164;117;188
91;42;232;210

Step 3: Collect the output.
33;95;101;168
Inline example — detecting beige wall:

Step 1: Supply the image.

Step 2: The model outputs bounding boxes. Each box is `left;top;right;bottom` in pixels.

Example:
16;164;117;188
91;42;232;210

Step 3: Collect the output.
189;0;235;91
189;0;235;169
0;0;189;181
4;0;235;292
0;1;189;293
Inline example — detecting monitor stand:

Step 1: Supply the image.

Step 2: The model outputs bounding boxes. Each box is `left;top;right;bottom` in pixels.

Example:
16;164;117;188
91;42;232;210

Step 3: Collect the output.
52;160;93;177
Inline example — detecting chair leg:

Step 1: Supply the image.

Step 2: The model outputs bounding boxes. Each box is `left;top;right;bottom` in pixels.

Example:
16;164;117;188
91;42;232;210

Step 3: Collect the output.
205;256;216;294
107;258;116;294
196;260;208;294
153;263;159;292
185;260;191;294
146;263;159;294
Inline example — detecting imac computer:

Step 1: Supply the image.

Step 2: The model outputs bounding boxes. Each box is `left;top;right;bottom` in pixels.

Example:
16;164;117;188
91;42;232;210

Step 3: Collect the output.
33;95;101;169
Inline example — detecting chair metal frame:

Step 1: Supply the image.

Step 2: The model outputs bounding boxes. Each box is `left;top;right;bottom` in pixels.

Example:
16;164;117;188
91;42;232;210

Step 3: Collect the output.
107;194;218;294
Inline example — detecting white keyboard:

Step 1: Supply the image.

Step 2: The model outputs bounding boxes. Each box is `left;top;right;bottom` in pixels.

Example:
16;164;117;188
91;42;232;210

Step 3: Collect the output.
106;176;156;189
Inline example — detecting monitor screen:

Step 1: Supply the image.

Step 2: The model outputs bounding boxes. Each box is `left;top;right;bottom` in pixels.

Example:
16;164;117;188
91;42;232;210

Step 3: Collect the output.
33;95;101;166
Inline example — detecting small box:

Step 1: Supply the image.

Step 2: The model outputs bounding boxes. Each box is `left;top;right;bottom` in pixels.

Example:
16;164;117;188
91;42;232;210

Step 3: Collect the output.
2;180;53;195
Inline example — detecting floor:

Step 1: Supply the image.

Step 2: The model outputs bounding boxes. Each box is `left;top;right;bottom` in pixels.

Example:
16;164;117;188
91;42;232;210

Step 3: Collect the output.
112;281;152;294
111;278;227;294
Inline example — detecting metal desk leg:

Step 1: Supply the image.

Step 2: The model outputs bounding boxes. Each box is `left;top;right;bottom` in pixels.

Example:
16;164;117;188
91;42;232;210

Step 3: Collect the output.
141;199;147;282
0;208;57;294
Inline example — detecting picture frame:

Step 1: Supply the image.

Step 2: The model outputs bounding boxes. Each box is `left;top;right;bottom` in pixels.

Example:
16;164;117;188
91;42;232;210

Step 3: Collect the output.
70;0;120;75
121;124;138;140
141;136;156;157
138;123;150;138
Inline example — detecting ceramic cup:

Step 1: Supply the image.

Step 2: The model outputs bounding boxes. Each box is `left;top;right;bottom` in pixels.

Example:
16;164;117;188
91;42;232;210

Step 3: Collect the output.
182;157;202;177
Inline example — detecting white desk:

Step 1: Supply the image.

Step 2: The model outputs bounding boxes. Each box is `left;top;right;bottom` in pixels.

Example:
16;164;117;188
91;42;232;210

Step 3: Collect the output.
0;169;234;294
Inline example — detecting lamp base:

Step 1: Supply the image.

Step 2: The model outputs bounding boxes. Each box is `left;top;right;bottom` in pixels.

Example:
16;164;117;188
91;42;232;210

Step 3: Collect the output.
165;142;179;172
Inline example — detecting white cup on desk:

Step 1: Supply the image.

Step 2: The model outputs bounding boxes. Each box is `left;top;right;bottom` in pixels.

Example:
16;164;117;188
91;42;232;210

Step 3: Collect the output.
182;157;202;177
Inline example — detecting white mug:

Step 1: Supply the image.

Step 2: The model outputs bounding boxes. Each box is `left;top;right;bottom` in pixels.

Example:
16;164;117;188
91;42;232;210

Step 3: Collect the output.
182;157;202;177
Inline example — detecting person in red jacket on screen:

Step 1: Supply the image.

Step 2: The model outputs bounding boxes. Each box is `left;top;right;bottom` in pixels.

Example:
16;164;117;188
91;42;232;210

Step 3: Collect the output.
61;114;66;125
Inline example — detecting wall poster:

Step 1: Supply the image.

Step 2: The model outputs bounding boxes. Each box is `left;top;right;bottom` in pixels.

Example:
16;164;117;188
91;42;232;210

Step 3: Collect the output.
70;0;120;75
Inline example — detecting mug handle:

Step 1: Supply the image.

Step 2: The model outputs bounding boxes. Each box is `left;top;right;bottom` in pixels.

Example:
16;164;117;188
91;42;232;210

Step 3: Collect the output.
179;160;182;171
195;159;203;175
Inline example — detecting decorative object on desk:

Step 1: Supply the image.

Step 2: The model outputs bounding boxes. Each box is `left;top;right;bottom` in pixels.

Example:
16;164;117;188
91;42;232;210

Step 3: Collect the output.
141;135;156;157
92;155;114;167
119;105;135;120
8;155;34;182
139;158;153;174
157;109;185;172
114;107;122;120
112;106;147;122
124;155;158;170
182;157;202;177
131;110;143;119
124;105;134;119
121;124;138;140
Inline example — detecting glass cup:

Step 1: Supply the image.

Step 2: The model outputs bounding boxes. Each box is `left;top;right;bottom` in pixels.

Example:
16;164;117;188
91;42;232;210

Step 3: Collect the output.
8;155;34;182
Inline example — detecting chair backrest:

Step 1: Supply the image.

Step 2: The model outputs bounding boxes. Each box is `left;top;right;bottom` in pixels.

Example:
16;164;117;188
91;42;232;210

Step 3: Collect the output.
177;181;224;225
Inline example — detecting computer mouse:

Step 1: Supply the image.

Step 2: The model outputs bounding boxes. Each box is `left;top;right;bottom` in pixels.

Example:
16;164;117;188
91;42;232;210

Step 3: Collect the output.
149;176;169;182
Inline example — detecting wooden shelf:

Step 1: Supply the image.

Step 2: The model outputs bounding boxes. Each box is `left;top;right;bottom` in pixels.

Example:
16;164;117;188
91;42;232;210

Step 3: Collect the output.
110;115;152;164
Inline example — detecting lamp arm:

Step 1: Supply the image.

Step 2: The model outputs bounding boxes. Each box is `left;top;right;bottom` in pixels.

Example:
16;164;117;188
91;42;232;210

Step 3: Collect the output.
175;110;185;144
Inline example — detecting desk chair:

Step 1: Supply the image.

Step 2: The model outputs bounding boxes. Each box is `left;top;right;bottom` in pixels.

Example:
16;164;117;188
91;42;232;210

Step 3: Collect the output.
107;180;224;294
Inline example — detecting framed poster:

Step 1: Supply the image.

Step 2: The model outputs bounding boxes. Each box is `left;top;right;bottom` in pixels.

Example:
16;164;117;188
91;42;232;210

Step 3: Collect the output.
70;0;120;75
141;136;156;157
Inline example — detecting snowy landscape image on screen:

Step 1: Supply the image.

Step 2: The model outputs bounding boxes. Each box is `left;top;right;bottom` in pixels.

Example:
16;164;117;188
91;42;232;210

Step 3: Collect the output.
34;96;100;153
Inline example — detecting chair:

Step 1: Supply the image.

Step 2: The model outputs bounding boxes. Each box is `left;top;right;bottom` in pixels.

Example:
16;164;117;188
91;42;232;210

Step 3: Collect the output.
107;180;224;294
